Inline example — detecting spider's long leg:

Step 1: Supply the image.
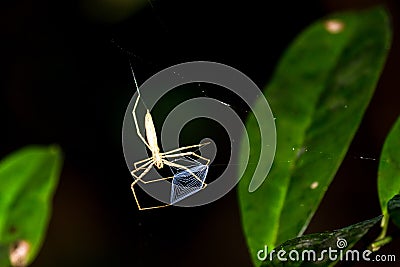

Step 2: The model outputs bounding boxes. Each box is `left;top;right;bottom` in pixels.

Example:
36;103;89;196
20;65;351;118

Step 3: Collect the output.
163;152;210;166
132;160;174;184
130;162;173;210
160;142;210;156
132;92;152;150
134;157;153;170
138;175;174;184
132;159;153;175
131;184;170;211
162;159;207;187
131;162;153;186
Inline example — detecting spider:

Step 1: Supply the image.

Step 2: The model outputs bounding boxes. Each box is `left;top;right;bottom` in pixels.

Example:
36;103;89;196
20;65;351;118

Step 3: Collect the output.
129;66;210;210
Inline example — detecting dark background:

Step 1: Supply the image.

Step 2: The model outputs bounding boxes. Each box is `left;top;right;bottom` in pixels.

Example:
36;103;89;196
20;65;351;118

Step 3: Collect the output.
1;0;400;266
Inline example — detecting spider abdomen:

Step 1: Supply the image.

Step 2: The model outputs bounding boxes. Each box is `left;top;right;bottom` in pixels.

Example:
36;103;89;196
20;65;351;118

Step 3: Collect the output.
144;110;159;150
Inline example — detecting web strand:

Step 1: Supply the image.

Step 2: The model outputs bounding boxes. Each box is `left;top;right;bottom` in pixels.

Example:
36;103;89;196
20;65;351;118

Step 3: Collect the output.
129;59;148;110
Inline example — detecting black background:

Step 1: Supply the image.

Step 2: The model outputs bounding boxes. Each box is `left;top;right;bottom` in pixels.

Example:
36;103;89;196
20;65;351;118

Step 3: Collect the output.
1;0;400;266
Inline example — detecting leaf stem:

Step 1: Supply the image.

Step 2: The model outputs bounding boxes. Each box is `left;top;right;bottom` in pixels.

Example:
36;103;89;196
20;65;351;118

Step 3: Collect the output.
370;213;392;251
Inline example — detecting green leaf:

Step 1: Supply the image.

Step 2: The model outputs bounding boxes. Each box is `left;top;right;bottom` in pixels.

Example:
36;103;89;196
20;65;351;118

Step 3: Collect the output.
238;7;391;266
0;145;63;267
387;194;400;229
260;216;382;267
378;116;400;218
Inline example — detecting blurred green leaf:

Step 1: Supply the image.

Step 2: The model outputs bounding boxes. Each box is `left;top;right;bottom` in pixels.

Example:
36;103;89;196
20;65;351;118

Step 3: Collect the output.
378;116;400;218
387;194;400;229
0;146;62;267
238;7;391;266
81;0;148;23
261;216;382;267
